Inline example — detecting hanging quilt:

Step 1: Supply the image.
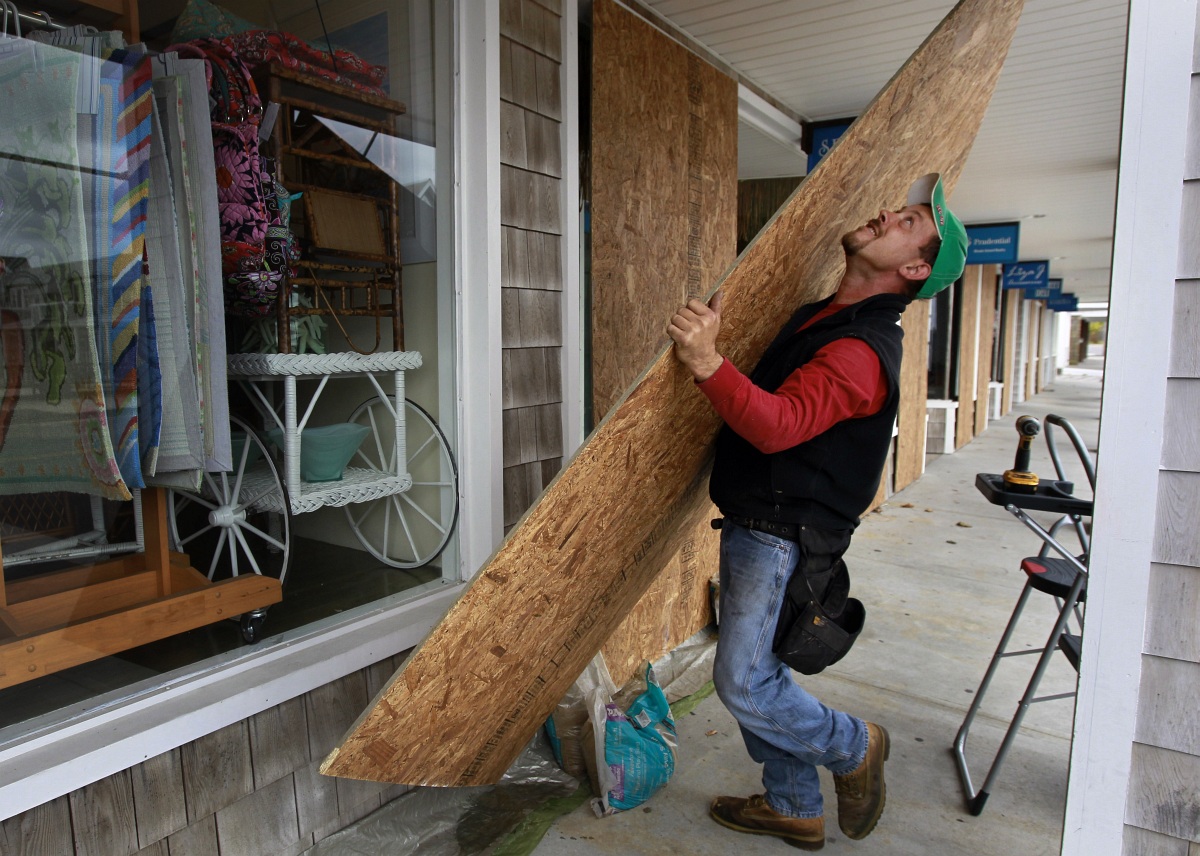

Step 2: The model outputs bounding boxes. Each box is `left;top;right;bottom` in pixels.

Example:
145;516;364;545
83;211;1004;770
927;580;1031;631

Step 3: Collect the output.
0;43;130;500
78;48;154;489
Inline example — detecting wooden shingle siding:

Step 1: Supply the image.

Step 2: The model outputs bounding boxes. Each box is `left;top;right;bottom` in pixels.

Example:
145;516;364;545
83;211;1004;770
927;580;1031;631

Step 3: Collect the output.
0;795;73;855
249;695;309;791
4;655;405;855
1135;655;1200;757
500;0;565;530
1162;379;1200;469
69;770;138;856
294;760;339;841
1169;280;1200;377
1178;183;1200;277
1123;824;1192;856
1144;563;1200;662
213;775;299;856
1153;470;1200;566
165;814;217;856
130;749;187;847
181;721;253;824
1126;743;1200;842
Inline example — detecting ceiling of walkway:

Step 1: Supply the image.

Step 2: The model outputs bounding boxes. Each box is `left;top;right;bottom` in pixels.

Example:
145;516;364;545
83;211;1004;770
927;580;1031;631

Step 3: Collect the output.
642;0;1129;305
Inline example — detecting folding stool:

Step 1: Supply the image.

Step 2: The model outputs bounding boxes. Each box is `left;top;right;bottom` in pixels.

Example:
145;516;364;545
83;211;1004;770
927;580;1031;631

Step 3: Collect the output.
953;414;1096;816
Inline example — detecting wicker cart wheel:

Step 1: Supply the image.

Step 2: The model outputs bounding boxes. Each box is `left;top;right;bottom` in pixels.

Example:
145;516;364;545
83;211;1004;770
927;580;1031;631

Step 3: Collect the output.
344;397;459;568
168;416;293;592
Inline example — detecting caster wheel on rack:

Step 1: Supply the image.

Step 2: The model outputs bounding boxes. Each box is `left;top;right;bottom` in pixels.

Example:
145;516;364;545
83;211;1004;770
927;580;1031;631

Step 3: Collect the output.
345;397;459;568
240;611;267;644
168;415;293;587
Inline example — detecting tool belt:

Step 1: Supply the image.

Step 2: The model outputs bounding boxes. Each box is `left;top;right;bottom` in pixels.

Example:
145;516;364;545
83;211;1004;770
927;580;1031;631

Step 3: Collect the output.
712;515;802;541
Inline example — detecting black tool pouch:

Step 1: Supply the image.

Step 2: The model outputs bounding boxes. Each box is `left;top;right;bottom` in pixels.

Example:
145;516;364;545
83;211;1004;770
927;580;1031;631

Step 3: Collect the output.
773;553;865;676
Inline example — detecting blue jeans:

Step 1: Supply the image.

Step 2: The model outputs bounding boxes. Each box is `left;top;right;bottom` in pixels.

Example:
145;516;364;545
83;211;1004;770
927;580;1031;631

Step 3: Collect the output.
713;522;867;818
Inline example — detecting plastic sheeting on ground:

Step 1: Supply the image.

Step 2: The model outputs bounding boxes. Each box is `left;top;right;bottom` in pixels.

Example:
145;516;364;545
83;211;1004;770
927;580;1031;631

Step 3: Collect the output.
305;627;716;856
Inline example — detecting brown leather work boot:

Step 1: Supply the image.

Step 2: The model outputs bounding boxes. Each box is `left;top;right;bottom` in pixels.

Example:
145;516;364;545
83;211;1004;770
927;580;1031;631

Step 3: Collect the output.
833;722;890;839
709;794;825;851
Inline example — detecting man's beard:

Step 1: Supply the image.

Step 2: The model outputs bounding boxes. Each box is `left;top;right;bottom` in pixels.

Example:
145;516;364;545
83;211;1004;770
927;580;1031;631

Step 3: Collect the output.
841;229;865;256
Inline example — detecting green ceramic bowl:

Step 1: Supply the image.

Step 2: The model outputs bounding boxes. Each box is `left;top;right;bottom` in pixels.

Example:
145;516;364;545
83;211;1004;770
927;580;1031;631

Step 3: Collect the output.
266;423;371;482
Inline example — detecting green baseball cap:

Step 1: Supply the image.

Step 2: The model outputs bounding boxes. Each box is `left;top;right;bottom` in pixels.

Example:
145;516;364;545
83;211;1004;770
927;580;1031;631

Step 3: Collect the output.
907;173;968;299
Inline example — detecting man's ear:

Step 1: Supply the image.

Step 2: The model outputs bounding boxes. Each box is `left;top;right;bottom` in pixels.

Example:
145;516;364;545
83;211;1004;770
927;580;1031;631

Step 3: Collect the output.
900;260;932;282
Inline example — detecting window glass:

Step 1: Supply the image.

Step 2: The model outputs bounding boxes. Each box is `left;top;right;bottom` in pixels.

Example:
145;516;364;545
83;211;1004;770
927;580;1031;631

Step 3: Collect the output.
0;0;456;736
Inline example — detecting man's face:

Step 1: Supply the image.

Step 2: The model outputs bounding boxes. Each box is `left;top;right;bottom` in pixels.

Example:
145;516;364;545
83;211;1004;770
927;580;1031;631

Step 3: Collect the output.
841;203;939;277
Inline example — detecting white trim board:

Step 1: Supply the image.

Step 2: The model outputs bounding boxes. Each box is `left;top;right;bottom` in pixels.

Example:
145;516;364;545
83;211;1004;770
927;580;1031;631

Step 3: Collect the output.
1060;0;1196;853
453;0;504;576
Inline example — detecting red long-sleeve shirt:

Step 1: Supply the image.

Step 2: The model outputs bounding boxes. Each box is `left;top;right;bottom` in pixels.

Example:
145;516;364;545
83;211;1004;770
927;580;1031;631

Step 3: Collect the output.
697;303;889;454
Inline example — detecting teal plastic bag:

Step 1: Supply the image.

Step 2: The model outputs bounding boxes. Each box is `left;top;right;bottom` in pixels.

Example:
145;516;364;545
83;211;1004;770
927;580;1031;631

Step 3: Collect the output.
585;664;677;815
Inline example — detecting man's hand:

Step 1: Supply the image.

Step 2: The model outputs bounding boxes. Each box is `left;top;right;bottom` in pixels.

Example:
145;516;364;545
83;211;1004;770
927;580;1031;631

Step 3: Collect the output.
667;291;725;382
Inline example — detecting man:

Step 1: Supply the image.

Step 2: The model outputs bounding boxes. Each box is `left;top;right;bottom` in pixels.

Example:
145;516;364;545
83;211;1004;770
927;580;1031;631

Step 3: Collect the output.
667;174;967;850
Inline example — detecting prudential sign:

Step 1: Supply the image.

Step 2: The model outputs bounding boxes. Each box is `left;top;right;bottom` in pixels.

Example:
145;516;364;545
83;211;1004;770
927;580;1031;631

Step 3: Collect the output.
965;222;1020;264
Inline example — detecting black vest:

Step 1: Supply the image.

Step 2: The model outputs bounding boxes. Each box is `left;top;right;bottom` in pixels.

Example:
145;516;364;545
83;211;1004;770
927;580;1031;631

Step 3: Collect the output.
709;292;909;530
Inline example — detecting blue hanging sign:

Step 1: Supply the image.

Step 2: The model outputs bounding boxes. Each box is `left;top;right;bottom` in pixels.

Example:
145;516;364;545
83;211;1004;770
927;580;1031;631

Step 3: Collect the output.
1025;277;1062;301
806;118;855;172
1002;260;1049;290
1047;293;1079;312
965;222;1020;264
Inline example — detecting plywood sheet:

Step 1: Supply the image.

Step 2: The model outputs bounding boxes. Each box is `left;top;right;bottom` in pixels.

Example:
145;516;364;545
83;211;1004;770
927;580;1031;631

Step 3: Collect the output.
1000;289;1021;415
323;0;1025;787
894;298;931;492
590;0;736;684
974;265;998;434
955;267;981;449
590;0;737;418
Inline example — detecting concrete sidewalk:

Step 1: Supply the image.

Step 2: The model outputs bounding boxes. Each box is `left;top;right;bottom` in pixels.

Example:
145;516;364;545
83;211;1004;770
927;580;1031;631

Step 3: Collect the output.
532;367;1102;856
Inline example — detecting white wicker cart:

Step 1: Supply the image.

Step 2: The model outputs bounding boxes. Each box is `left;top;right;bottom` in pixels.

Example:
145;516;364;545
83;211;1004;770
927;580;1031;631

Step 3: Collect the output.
167;351;458;642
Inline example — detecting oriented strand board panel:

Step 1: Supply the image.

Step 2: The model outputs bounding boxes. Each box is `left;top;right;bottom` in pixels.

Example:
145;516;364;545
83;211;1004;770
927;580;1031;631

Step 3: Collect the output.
590;0;736;685
1000;288;1021;415
955;267;982;449
590;0;737;417
974;265;999;434
894;298;931;492
323;0;1025;787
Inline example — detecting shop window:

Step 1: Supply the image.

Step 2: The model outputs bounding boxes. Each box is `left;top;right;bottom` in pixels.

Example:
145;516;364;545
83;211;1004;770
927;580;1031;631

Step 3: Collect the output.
0;0;457;736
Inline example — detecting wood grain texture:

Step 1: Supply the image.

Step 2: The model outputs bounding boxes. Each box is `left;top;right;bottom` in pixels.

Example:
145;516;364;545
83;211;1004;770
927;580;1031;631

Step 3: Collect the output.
956;268;981;449
165;814;218;856
130;749;187;848
590;0;737;418
1126;742;1200;842
1026;302;1041;400
1154;471;1200;567
70;770;137;856
249;696;310;790
1001;289;1020;415
974;266;998;434
1122;824;1191;856
1163;378;1200;470
1144;564;1200;663
213;775;300;856
590;0;734;687
181;722;253;823
323;0;1025;786
894;298;931;491
1169;281;1200;378
0;795;72;856
1135;655;1200;756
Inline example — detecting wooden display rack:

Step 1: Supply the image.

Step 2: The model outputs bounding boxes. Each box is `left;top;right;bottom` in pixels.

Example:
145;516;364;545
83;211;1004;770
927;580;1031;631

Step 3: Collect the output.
257;64;408;353
0;491;281;689
0;0;281;691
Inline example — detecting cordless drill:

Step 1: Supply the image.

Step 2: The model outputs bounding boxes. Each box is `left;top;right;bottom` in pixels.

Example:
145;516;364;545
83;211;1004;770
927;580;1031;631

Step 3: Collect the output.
1003;415;1041;493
